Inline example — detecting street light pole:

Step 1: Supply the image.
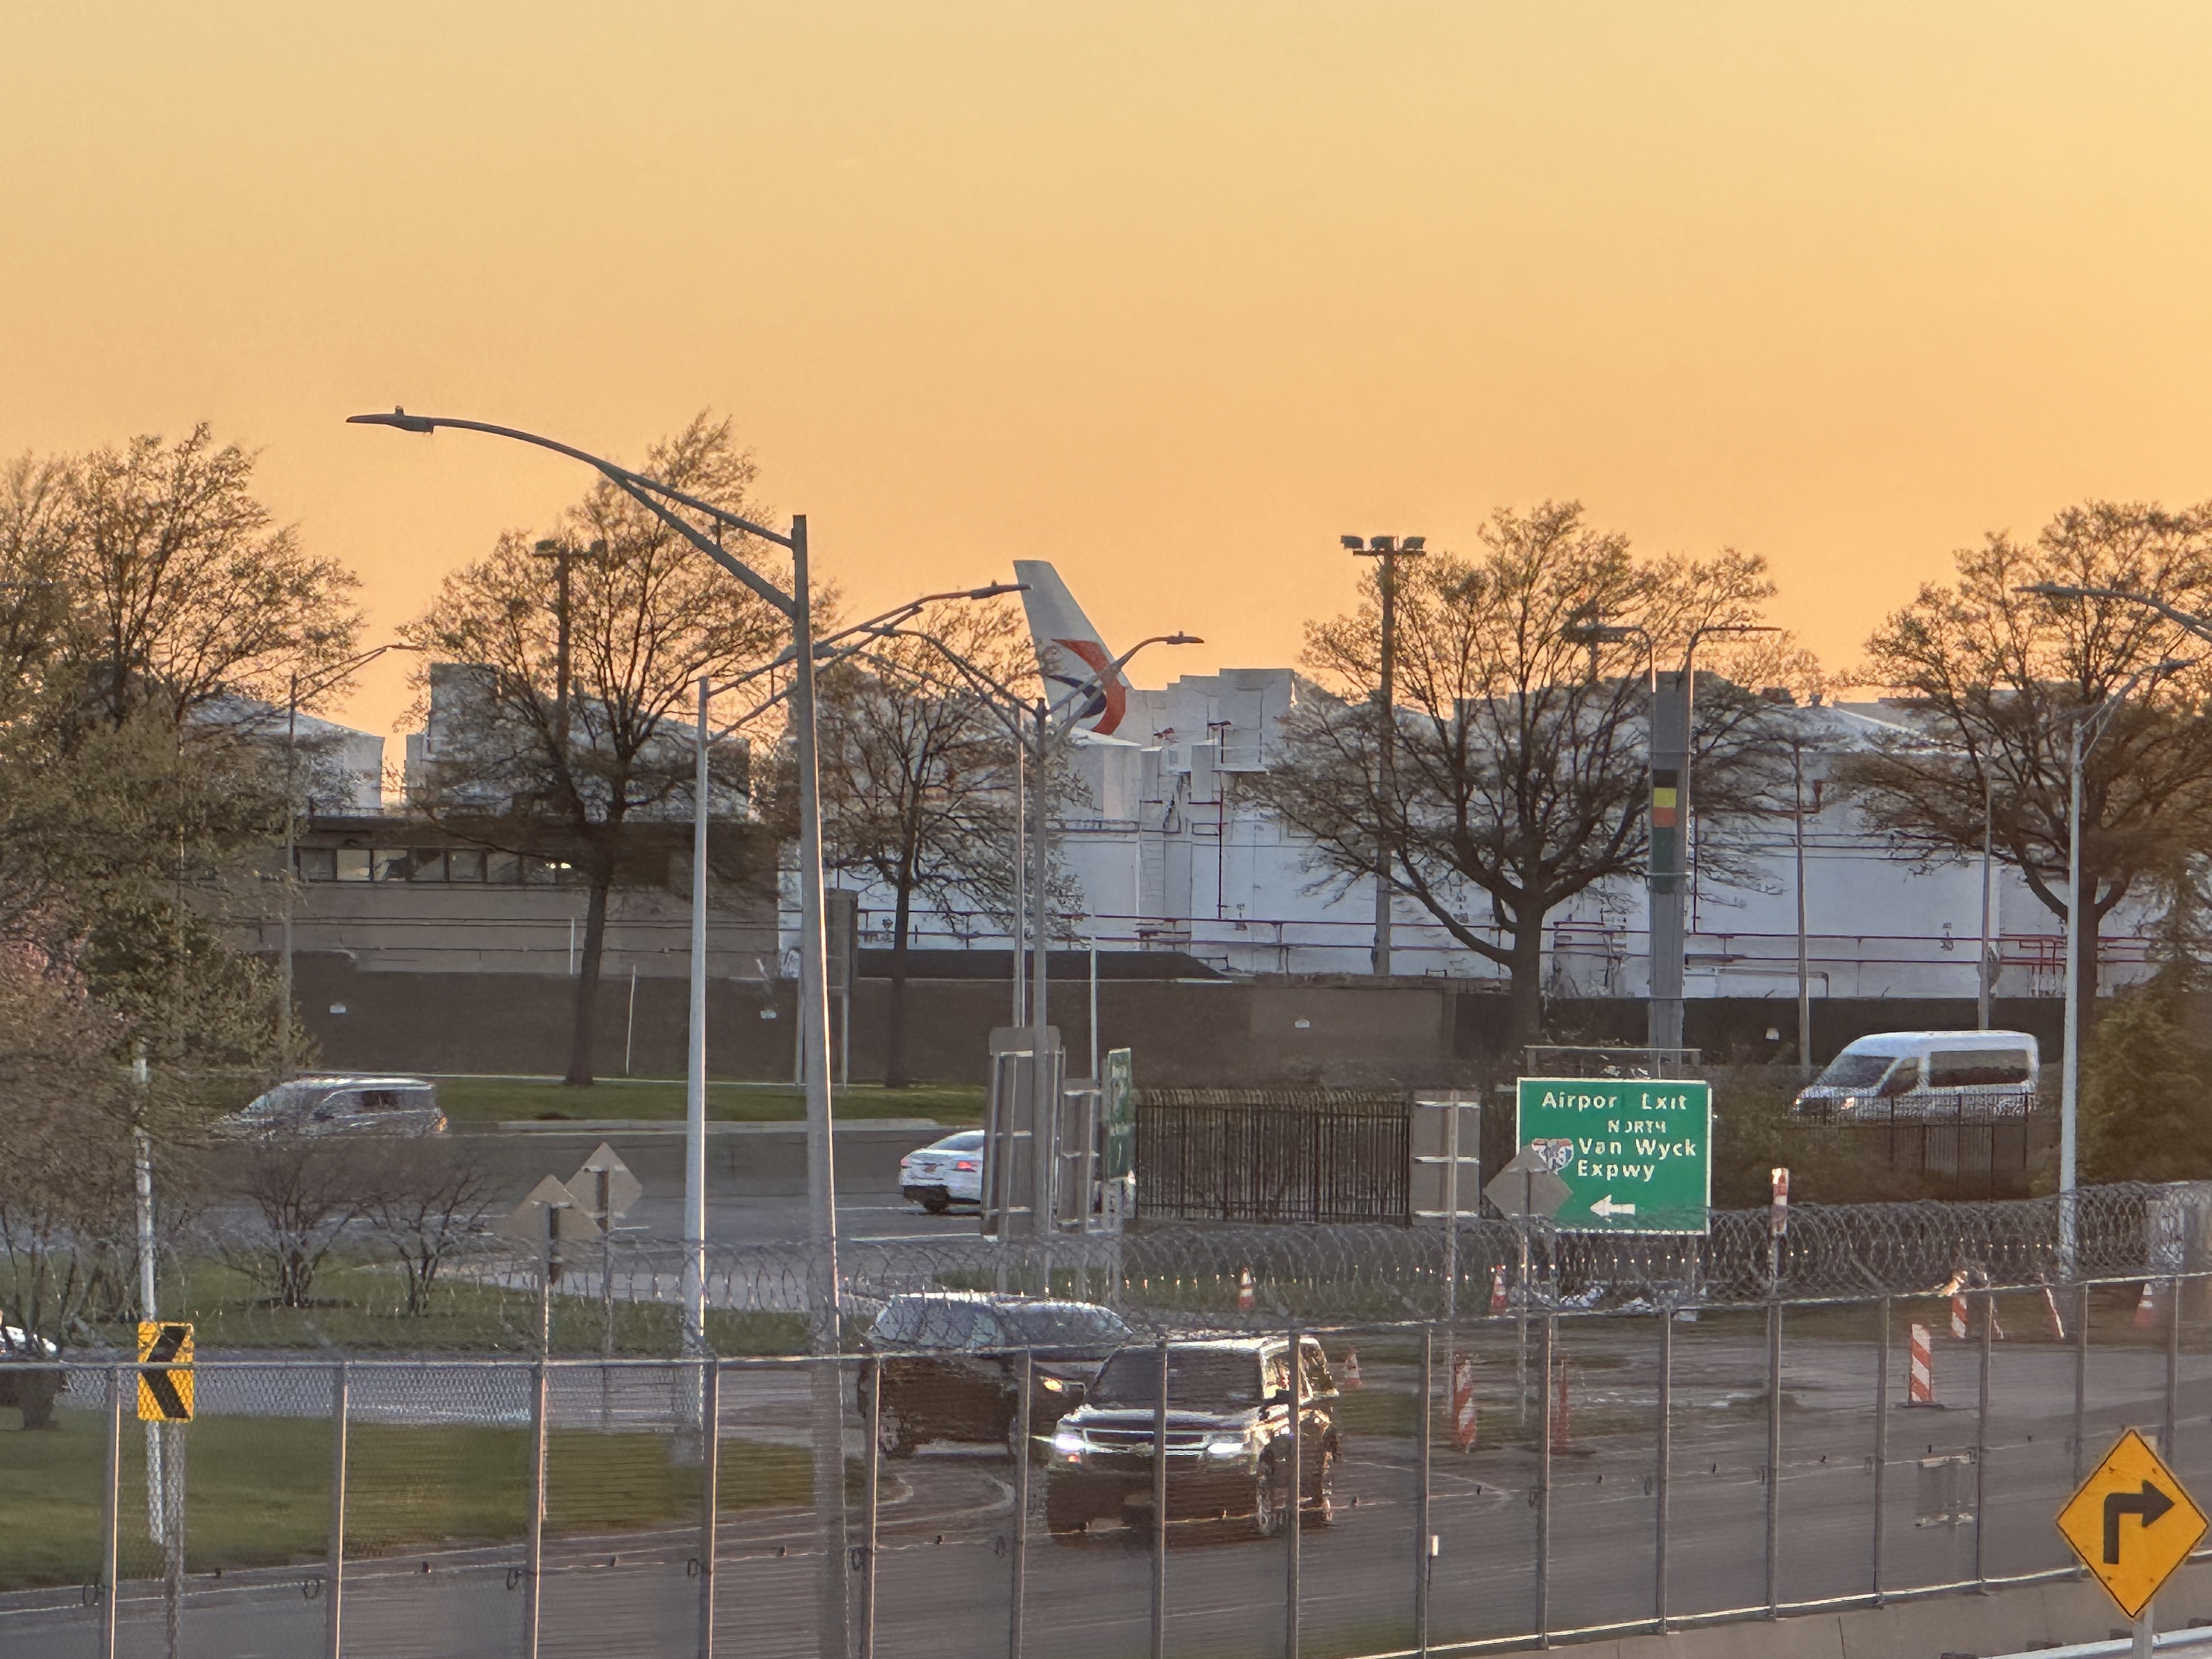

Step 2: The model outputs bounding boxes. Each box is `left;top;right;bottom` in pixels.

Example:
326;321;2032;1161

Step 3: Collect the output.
1344;535;1426;975
854;623;1199;1235
351;409;860;1656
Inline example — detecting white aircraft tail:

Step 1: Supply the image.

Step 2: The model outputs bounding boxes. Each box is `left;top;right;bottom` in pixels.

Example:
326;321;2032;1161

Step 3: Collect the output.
1013;560;1130;736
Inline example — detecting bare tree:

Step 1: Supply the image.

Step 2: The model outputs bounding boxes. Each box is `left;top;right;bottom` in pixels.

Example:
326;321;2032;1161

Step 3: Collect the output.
358;1139;501;1315
1841;501;2212;1013
816;603;1032;1085
1261;502;1799;1044
215;1135;365;1308
60;425;361;728
406;414;789;1087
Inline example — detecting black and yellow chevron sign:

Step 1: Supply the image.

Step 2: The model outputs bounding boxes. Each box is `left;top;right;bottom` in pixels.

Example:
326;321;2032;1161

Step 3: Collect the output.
136;1322;194;1422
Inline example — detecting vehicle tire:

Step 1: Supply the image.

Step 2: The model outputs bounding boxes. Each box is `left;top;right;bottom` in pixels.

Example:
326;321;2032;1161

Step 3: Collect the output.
921;1192;950;1215
878;1409;919;1460
1302;1446;1337;1529
1251;1458;1285;1538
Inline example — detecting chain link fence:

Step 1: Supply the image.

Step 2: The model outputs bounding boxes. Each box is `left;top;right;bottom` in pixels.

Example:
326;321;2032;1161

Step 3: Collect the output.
8;1263;2212;1659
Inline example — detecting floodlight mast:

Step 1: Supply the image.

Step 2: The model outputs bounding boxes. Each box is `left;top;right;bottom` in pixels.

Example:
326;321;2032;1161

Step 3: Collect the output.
1344;534;1426;975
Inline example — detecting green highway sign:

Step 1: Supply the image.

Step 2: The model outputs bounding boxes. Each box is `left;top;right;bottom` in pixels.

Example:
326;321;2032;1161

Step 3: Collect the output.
1515;1077;1712;1235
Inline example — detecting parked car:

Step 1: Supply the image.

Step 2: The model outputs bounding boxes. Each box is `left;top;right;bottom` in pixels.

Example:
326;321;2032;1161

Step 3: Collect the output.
898;1130;985;1212
1043;1335;1340;1539
860;1292;1135;1459
218;1075;447;1138
1791;1031;2041;1121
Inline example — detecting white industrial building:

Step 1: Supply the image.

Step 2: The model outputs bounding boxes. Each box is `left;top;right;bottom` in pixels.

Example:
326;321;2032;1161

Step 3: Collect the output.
833;667;2157;1002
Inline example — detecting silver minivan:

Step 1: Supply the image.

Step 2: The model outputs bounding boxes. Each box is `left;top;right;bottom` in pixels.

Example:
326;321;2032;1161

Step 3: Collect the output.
1791;1031;2041;1121
222;1075;447;1138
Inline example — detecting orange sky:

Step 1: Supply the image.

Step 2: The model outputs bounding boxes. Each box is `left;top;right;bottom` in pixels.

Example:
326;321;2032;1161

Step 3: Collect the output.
6;3;2212;748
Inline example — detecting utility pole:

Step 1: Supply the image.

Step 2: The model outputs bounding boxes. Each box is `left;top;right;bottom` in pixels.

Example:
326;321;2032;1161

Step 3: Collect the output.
1647;667;1690;1052
1343;534;1426;977
1793;742;1813;1082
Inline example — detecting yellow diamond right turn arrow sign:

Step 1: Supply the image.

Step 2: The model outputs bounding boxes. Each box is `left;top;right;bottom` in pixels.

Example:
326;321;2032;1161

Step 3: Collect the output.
2056;1428;2208;1621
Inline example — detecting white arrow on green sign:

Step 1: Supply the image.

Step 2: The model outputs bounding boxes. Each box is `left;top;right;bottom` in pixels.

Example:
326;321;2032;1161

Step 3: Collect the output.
1515;1076;1712;1235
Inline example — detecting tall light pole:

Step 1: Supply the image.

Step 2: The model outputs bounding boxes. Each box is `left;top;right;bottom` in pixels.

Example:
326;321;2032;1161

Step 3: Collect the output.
859;623;1199;1233
2017;580;2204;1272
349;409;849;1654
1342;535;1425;975
673;586;1022;1346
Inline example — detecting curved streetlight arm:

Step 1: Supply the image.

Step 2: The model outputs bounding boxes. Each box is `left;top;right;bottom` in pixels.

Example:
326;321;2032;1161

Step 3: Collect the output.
2019;581;2212;647
348;410;797;617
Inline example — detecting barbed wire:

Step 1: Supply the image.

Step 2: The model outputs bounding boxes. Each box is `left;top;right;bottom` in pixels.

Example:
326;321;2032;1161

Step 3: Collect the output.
75;1179;2204;1356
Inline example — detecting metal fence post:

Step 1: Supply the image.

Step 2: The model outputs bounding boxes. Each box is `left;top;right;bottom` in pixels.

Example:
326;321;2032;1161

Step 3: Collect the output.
2074;1280;2090;1490
1655;1307;1672;1632
1009;1348;1032;1659
1873;1298;1889;1604
2165;1275;2181;1464
1975;1290;1992;1585
698;1358;720;1659
1285;1325;1301;1659
862;1359;879;1659
1416;1327;1432;1658
525;1358;548;1659
102;1365;120;1659
1150;1338;1169;1659
328;1362;348;1659
1765;1302;1781;1616
1536;1314;1553;1645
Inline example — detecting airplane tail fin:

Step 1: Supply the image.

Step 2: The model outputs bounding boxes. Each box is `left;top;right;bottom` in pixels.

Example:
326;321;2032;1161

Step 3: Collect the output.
1013;560;1130;736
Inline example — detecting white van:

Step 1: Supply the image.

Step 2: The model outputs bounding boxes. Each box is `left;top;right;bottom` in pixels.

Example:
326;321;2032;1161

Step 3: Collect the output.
1791;1031;2041;1121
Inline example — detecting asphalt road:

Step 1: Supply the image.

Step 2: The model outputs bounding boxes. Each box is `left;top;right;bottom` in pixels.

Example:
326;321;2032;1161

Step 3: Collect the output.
8;1327;2207;1659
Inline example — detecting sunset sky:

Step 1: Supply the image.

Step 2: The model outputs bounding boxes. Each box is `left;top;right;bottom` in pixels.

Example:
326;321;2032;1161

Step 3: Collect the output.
6;3;2212;747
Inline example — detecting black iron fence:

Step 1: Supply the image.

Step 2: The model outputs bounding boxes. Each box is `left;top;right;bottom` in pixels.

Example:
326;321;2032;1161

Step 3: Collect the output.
1135;1089;1409;1224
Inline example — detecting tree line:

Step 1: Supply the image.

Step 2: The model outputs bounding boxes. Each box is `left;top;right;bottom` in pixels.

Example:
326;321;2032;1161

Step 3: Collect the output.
10;414;2212;1349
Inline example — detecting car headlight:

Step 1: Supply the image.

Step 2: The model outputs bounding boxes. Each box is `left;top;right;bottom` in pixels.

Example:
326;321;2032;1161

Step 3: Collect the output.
1051;1426;1086;1458
1039;1376;1065;1393
1205;1432;1251;1461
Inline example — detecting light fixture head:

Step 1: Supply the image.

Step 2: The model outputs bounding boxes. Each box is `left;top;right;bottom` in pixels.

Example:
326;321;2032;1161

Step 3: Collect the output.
1369;535;1396;554
1165;633;1204;646
1339;535;1364;551
2018;582;2084;600
1401;535;1426;553
347;407;437;435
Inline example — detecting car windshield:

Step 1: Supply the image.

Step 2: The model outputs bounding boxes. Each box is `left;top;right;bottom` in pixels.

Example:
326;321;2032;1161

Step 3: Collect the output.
1814;1053;1896;1090
1087;1348;1263;1408
994;1304;1134;1347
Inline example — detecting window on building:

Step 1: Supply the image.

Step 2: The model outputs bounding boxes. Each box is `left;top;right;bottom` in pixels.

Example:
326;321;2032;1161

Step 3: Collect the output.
334;848;371;882
488;851;522;884
407;850;447;882
448;849;487;882
296;848;336;882
372;849;409;882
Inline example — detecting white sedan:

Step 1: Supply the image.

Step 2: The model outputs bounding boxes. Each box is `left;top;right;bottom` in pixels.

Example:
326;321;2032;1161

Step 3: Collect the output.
899;1130;985;1213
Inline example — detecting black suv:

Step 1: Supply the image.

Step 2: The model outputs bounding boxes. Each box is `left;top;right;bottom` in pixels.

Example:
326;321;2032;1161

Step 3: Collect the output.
860;1293;1135;1459
1042;1336;1341;1539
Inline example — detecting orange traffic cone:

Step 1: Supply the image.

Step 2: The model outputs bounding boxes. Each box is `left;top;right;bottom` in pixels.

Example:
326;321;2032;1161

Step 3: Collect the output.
1237;1267;1255;1313
1488;1265;1508;1317
2136;1282;2158;1329
1344;1348;1362;1390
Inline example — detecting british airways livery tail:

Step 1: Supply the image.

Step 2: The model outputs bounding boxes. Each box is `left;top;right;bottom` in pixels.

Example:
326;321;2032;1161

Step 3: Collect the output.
1013;560;1130;737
